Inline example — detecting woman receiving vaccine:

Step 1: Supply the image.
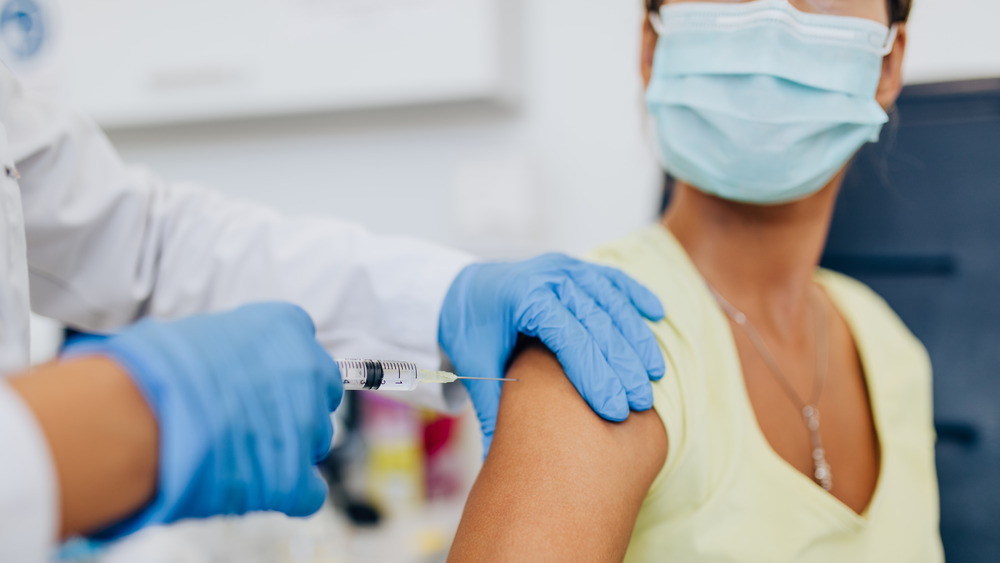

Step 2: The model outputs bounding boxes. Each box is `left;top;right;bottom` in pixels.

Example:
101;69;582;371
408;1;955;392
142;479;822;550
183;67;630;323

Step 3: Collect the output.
450;0;943;560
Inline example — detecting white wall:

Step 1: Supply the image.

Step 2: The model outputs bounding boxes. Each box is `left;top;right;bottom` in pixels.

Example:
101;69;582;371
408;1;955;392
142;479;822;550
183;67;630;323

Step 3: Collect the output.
104;0;664;262
62;0;519;128
903;0;1000;84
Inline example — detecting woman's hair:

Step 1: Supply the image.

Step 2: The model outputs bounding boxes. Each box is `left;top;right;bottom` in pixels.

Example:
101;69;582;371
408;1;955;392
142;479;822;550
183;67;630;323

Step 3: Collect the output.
644;0;913;24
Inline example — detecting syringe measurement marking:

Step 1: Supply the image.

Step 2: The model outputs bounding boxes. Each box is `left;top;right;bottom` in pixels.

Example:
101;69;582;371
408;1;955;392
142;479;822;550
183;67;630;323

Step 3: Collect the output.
337;359;516;392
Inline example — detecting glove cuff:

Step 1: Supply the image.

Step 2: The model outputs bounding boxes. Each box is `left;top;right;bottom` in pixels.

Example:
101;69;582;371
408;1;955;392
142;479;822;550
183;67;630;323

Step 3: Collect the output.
61;334;204;540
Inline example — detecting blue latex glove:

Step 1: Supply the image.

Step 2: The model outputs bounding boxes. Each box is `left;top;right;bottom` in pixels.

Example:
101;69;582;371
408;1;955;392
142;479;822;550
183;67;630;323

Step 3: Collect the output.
64;303;343;538
439;253;666;453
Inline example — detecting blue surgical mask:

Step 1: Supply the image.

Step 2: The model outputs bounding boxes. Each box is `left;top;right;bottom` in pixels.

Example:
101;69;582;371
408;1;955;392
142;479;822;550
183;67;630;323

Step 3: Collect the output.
646;0;897;205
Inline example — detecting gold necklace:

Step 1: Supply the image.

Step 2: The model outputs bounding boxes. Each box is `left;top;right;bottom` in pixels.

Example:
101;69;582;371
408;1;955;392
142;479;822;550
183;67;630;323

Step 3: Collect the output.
708;285;833;492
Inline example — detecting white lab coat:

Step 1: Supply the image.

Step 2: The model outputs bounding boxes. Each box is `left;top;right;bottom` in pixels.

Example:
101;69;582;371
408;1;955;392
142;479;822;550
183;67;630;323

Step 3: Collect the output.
0;64;474;561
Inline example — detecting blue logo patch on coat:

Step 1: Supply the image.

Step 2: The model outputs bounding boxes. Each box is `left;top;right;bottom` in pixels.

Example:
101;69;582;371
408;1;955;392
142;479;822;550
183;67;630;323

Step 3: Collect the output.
1;0;46;61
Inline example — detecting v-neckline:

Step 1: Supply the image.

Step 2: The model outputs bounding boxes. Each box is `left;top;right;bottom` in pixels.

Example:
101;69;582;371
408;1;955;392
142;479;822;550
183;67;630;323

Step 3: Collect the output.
644;224;886;526
719;270;886;526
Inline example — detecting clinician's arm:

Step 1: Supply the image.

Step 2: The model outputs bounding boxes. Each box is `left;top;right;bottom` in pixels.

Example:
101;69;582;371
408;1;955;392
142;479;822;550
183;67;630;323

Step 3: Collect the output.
2;70;667;429
1;302;341;562
448;345;667;562
0;73;471;404
7;358;159;538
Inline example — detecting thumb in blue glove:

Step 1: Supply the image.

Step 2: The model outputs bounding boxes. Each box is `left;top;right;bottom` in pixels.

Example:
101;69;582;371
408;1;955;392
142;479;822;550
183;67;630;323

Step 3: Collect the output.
64;303;344;538
439;253;666;454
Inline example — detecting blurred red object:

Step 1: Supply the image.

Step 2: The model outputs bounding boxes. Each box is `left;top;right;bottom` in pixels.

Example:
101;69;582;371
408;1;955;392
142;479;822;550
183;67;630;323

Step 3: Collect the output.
422;413;462;500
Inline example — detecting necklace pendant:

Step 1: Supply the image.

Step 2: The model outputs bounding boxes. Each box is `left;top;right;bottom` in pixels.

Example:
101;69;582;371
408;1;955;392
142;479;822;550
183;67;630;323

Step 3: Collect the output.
813;449;833;491
803;405;833;491
708;284;835;493
802;405;820;431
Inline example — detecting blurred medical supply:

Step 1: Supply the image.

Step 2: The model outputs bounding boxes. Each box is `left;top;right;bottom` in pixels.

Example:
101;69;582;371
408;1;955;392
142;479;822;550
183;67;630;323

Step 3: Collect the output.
336;359;516;392
362;395;426;517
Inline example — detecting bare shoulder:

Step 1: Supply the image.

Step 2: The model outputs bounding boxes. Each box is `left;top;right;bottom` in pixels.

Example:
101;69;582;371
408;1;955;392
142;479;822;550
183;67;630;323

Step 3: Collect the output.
449;345;667;562
493;346;666;463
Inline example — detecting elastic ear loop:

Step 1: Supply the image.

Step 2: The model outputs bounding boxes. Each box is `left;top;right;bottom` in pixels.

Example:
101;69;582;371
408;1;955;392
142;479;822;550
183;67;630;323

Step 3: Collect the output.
649;12;665;35
880;24;899;56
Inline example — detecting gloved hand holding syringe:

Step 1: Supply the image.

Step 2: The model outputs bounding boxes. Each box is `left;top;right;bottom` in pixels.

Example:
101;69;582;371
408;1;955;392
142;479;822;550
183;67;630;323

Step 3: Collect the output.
337;359;517;391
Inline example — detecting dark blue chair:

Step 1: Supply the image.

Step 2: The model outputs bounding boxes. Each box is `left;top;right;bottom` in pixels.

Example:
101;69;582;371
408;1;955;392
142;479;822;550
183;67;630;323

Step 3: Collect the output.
824;78;1000;562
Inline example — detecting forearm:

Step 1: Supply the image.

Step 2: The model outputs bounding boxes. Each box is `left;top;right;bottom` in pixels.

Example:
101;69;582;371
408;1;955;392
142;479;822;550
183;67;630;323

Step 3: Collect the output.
9;357;159;538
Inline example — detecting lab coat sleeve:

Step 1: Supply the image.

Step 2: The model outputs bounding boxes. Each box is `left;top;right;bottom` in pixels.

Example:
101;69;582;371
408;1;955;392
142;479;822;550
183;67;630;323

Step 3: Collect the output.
2;77;474;412
0;381;58;563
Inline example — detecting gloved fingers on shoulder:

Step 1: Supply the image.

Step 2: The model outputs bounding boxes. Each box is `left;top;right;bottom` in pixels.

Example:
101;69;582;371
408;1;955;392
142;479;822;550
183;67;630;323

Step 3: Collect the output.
569;269;667;381
527;296;631;421
552;280;655;412
526;253;585;280
592;265;665;321
532;251;575;267
552;275;620;322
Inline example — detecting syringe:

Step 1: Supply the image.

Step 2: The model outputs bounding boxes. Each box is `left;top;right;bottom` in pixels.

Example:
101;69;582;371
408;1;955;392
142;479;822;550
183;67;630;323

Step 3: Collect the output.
336;359;517;392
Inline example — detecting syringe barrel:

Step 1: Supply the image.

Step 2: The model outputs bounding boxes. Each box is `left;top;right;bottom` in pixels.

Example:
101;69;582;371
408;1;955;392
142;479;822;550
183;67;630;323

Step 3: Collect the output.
336;359;420;391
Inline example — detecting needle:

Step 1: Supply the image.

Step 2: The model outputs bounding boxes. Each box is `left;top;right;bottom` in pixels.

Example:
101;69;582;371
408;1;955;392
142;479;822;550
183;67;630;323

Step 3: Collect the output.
419;369;519;384
455;376;520;382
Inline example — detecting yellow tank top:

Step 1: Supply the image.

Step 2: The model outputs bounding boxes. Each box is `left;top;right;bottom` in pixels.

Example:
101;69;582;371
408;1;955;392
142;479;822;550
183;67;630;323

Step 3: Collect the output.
586;225;943;563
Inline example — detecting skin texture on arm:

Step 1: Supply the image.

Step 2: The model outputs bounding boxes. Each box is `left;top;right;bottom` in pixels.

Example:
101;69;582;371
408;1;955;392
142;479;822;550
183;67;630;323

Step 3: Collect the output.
449;345;667;562
9;357;159;538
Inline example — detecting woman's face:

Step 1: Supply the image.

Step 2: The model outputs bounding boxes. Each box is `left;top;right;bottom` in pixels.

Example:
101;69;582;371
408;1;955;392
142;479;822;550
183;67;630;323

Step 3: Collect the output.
640;0;907;110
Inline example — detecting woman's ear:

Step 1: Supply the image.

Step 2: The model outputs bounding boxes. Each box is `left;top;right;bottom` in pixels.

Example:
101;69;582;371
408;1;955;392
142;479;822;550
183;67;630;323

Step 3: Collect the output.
876;24;907;110
641;16;658;89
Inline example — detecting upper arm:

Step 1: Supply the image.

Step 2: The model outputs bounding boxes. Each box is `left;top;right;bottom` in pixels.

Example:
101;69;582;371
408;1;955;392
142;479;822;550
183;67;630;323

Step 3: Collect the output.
449;345;668;562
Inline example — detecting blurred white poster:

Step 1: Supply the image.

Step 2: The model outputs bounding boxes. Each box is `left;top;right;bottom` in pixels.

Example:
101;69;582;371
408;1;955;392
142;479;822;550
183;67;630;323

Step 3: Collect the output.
58;0;517;128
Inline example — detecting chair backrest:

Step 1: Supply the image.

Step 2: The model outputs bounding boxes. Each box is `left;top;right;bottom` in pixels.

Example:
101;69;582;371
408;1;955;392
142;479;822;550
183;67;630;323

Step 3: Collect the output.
824;78;1000;563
